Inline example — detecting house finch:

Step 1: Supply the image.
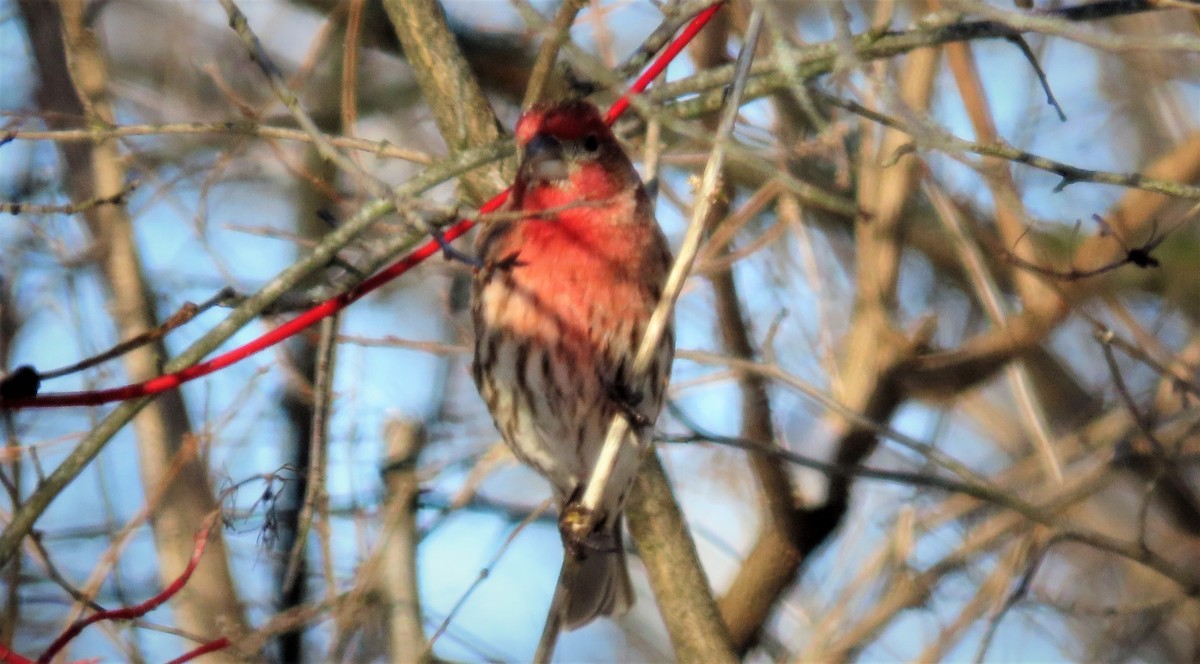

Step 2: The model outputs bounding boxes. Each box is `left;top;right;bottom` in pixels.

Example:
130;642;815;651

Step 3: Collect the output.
471;100;673;629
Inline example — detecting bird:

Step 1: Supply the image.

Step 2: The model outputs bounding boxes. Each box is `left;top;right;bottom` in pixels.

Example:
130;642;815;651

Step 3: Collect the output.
471;99;674;629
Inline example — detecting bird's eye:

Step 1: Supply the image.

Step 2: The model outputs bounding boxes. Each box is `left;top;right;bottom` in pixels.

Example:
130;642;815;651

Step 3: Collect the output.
583;134;600;153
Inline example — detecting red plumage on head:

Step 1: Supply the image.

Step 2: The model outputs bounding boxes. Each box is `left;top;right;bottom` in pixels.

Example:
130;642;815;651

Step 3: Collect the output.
511;100;641;217
515;99;613;146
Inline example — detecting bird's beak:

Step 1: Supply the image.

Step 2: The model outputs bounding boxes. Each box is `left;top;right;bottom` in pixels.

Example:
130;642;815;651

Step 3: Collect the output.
521;134;568;183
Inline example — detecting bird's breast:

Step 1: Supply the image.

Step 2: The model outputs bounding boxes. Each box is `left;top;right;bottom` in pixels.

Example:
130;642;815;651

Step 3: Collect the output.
487;217;659;348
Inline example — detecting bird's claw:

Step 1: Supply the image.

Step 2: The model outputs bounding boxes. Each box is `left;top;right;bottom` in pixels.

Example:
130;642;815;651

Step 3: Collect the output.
559;502;616;559
607;381;650;428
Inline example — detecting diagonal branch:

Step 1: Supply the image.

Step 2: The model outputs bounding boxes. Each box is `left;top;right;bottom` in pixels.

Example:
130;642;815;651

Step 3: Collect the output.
380;0;510;202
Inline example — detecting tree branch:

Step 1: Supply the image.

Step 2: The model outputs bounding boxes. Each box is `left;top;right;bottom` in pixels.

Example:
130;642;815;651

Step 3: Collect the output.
380;0;510;202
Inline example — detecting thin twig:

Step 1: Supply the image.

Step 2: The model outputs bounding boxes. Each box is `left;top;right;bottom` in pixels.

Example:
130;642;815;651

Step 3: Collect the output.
164;638;233;664
570;0;761;537
821;93;1200;200
36;288;233;381
1;180;139;216
37;517;223;663
1097;329;1167;458
522;0;586;108
62;435;200;627
220;0;474;264
923;180;1063;484
1086;322;1200;401
949;0;1200;53
424;499;553;655
282;316;339;591
971;533;1050;663
5;122;431;163
614;0;718;80
23;528;205;642
341;0;365;141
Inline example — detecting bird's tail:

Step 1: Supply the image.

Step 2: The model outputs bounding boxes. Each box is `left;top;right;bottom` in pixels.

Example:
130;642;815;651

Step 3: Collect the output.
534;524;633;662
558;524;633;630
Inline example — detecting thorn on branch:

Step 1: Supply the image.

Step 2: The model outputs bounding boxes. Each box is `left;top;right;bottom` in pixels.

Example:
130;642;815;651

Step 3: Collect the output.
1004;35;1066;122
1052;174;1077;192
204;286;238;310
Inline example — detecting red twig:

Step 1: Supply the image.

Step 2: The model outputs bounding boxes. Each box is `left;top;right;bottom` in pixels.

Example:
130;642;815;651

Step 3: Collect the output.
1;1;724;411
37;521;217;663
164;638;232;664
4;211;491;410
0;644;35;664
604;2;725;125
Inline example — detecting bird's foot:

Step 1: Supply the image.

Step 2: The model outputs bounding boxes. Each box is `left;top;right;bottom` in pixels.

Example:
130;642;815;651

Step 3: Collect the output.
606;381;650;428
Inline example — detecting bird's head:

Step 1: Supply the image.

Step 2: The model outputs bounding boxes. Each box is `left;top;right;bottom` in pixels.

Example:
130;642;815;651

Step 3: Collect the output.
512;100;636;206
